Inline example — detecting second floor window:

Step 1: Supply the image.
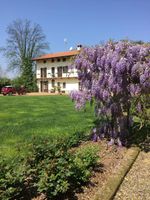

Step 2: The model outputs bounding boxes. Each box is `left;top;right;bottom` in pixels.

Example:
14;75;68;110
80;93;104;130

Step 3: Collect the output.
58;67;63;77
63;66;68;73
41;68;47;78
52;67;55;77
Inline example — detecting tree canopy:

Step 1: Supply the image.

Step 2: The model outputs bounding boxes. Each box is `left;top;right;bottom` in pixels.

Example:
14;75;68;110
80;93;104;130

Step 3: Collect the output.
4;19;49;70
2;19;49;91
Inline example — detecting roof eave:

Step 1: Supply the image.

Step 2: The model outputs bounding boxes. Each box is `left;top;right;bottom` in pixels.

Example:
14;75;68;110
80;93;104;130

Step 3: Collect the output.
32;50;80;61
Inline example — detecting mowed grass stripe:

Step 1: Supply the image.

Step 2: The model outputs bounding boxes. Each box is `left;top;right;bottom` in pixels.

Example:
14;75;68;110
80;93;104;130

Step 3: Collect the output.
0;95;95;158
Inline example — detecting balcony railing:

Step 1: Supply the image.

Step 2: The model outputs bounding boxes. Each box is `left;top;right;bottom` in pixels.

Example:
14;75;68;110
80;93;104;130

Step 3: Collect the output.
37;72;78;79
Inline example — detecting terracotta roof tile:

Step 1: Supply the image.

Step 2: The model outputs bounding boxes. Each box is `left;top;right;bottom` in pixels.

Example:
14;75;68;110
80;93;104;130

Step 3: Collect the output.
32;50;79;61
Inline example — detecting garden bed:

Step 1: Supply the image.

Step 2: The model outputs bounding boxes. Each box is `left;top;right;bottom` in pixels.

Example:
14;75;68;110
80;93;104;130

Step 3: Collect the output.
33;140;127;200
74;141;127;200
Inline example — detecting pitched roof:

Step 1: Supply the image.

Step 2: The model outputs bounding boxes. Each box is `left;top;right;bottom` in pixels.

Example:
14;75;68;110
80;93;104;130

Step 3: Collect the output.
32;50;79;61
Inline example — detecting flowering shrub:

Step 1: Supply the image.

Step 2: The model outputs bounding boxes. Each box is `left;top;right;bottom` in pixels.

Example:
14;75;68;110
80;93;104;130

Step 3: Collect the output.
70;41;150;145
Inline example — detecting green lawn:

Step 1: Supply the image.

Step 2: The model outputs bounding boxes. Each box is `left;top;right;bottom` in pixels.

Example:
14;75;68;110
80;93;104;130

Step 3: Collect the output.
0;95;95;159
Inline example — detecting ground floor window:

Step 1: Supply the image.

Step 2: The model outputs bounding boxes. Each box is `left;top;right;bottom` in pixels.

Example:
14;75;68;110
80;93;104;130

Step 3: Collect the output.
63;82;66;88
79;82;82;90
52;79;55;87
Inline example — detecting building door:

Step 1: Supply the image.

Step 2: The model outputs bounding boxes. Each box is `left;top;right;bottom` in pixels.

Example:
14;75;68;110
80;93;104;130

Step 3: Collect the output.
40;81;48;92
58;67;62;77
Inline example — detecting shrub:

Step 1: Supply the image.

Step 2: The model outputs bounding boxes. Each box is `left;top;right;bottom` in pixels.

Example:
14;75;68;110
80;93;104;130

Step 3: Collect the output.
0;157;26;200
0;137;99;199
71;144;99;185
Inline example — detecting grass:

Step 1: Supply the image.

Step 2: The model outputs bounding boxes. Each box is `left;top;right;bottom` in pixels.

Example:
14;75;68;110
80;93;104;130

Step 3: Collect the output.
0;95;95;159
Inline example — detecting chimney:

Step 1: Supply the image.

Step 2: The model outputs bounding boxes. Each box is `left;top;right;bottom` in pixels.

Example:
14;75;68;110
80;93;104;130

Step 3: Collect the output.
77;44;82;50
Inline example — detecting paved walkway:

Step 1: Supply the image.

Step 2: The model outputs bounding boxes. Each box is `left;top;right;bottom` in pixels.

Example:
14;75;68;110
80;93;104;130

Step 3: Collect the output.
114;151;150;200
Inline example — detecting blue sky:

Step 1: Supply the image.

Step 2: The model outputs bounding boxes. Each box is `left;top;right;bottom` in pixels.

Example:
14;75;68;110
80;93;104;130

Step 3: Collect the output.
0;0;150;77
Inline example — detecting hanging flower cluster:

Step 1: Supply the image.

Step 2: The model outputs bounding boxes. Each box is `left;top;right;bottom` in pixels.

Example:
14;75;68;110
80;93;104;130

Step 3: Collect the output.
70;41;150;146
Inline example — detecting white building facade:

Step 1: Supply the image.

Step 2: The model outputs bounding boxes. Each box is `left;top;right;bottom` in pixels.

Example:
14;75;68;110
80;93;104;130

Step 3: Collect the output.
33;50;80;93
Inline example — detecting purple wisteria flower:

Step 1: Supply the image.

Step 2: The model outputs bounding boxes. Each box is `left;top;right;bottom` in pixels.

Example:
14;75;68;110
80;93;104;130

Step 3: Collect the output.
70;41;150;146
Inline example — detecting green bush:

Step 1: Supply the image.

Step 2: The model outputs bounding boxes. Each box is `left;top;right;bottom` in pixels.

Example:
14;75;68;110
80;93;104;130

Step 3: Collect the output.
71;144;99;185
0;137;99;199
0;157;26;200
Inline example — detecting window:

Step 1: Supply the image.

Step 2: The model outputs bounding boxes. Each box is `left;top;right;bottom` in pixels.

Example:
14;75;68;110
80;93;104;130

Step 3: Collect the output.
51;59;55;63
63;82;66;88
57;58;60;62
63;58;66;62
52;80;55;87
57;82;60;87
41;68;47;78
43;60;47;63
52;67;55;77
63;66;68;73
57;67;63;77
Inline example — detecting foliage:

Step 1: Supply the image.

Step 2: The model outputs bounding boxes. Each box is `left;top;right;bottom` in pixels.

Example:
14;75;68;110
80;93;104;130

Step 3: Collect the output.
2;19;49;91
0;157;26;200
0;138;99;199
51;86;62;93
132;94;150;129
70;41;150;145
72;144;99;184
11;76;24;90
0;77;11;92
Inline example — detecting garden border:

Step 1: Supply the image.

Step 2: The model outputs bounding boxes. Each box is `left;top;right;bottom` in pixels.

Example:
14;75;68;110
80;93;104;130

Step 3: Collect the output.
94;147;140;200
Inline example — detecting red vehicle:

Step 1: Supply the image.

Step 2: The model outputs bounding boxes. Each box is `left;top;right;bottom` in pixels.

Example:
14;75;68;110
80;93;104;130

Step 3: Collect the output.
1;86;16;96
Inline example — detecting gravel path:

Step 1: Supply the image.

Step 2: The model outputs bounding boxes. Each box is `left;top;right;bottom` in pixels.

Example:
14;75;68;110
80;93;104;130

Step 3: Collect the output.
114;151;150;200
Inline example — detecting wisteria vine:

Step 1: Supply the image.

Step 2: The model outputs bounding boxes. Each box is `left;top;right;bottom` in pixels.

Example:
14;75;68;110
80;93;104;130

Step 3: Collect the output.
70;41;150;146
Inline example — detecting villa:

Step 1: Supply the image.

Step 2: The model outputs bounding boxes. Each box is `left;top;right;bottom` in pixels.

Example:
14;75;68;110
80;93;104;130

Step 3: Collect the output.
33;46;81;93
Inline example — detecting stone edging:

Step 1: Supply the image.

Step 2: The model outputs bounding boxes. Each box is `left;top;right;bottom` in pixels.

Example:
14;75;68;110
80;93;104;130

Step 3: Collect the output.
94;147;140;200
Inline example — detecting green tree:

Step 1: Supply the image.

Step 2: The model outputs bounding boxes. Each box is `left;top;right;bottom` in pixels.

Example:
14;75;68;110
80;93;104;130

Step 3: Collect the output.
0;66;11;92
2;19;49;91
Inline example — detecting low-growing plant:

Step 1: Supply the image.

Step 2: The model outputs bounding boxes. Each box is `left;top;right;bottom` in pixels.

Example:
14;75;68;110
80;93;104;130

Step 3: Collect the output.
64;131;89;148
0;157;26;200
71;144;100;185
0;137;99;199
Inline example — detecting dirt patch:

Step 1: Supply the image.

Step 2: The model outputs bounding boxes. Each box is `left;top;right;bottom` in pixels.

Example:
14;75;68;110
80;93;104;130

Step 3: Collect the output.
73;141;127;200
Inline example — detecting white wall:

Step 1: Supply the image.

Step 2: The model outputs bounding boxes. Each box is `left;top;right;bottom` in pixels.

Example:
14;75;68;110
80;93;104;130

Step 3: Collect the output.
37;80;40;92
36;57;78;79
37;78;79;93
36;56;79;93
65;79;79;91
